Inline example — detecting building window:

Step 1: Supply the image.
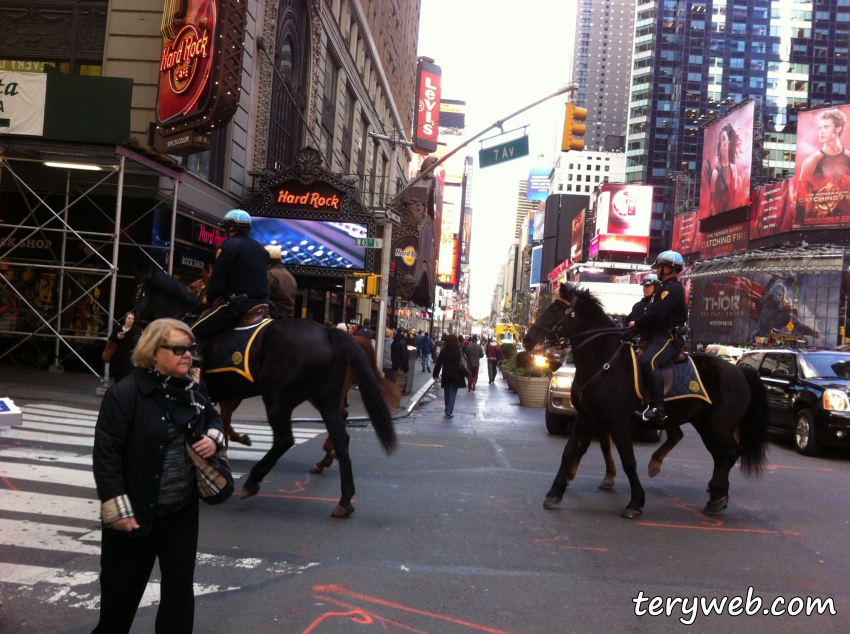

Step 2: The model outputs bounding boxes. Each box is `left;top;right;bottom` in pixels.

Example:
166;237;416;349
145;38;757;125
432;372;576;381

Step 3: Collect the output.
320;51;339;165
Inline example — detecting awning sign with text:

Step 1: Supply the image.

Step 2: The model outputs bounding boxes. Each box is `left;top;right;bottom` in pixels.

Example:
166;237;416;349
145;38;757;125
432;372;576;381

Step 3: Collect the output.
700;222;749;259
0;71;46;136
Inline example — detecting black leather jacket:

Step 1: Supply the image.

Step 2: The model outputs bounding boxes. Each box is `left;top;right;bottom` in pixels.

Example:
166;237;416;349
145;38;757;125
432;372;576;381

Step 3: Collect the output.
92;368;225;537
206;232;270;308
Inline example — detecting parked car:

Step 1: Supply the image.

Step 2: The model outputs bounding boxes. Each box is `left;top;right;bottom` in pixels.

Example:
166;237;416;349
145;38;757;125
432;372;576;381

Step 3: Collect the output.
737;348;850;455
545;349;659;442
704;344;747;364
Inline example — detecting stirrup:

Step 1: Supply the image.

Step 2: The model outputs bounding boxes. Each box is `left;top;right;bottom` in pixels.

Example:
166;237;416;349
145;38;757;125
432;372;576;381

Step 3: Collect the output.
638;406;666;422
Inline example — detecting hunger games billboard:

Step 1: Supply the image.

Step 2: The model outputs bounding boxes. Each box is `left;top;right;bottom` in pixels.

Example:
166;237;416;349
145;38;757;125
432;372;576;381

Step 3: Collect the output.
592;184;653;254
156;0;248;137
699;101;754;219
794;104;850;228
672;210;699;255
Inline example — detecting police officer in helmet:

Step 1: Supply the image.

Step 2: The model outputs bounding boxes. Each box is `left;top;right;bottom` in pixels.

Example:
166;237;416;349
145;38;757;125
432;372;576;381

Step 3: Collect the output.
624;274;661;326
191;210;271;360
628;251;688;422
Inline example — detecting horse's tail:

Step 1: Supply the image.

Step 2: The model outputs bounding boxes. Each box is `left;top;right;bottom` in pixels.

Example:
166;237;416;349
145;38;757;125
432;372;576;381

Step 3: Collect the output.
738;365;769;475
353;335;401;404
328;329;397;453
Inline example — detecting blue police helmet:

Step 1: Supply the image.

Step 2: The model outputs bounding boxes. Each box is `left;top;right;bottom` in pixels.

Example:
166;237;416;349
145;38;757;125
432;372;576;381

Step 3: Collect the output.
641;274;661;287
221;209;252;230
652;250;685;271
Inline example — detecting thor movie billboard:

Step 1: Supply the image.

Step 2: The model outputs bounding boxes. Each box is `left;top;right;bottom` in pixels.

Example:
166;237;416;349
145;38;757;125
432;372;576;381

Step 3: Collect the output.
699;101;754;219
593;184;653;254
794;104;850;228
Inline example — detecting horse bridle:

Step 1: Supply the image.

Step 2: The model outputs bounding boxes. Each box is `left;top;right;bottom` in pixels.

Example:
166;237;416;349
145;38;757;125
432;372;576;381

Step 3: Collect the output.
529;295;625;351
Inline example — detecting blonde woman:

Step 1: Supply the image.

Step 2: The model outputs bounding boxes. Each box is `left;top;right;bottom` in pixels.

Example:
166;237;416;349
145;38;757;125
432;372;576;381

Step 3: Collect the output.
92;318;225;633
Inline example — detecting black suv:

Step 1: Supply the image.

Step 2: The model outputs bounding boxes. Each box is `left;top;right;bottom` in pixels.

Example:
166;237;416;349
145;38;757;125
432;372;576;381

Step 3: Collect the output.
737;349;850;456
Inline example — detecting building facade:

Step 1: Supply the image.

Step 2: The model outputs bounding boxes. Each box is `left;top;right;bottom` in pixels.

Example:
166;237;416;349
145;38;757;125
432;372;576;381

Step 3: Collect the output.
549;150;627;196
571;0;635;151
626;0;850;252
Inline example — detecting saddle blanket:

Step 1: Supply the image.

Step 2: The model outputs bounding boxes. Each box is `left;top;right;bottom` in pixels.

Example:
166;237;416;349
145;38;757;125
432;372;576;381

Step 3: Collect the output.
630;347;711;404
205;319;274;383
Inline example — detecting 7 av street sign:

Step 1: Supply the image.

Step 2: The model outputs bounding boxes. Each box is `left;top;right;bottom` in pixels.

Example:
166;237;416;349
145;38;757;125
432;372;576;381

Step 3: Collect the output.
478;135;529;168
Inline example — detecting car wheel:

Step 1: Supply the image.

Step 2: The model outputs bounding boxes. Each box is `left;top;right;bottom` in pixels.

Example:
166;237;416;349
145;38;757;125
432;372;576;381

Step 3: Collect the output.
794;409;821;456
545;408;574;436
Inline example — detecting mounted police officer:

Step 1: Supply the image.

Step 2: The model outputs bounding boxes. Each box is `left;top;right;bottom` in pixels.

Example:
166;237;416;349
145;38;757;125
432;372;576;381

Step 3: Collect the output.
624;274;661;326
629;252;688;422
191;210;270;361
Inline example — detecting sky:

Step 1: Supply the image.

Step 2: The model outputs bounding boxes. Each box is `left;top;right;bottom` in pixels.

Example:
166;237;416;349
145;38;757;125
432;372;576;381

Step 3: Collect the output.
417;0;577;319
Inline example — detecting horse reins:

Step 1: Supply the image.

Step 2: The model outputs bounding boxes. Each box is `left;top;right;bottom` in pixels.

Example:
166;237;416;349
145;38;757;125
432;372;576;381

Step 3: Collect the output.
529;295;625;351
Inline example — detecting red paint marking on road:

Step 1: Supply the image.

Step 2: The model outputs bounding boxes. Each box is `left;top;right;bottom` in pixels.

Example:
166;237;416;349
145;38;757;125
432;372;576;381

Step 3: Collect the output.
302;609;373;634
398;442;444;448
534;536;609;552
560;546;610;552
638;521;801;536
259;493;352;503
313;584;521;634
0;475;20;491
313;596;431;633
279;476;310;494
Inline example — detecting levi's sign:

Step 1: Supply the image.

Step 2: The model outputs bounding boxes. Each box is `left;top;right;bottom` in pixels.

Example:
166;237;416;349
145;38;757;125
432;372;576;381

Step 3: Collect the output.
413;59;441;154
478;136;530;168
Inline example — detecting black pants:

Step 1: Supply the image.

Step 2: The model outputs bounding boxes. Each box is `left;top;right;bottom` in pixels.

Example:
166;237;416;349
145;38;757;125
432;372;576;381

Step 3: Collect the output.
93;502;199;634
190;302;240;351
640;333;678;374
487;358;498;383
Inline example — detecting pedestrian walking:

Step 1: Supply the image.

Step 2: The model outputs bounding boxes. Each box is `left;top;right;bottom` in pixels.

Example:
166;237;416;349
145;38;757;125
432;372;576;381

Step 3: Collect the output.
419;332;434;372
106;311;139;384
355;318;376;342
92;318;226;634
382;327;394;381
485;338;503;385
391;330;410;395
432;334;466;418
464;334;484;391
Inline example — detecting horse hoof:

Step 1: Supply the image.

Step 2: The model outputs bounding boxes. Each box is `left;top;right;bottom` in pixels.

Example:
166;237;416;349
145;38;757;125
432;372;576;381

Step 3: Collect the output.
543;496;563;508
621;507;643;519
239;483;259;499
237;434;252;447
703;496;728;515
308;464;324;474
598;480;615;491
648;462;661;478
332;504;354;518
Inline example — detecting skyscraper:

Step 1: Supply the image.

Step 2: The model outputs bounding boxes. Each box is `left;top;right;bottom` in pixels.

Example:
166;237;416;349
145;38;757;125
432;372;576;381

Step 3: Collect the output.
627;0;850;252
571;0;635;151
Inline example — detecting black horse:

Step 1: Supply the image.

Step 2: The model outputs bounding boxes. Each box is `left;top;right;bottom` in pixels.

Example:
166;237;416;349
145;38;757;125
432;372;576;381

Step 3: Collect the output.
524;283;769;519
134;270;396;518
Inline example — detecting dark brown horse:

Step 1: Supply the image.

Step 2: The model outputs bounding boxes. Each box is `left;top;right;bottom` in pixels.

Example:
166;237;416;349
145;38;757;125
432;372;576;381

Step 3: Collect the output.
135;270;396;518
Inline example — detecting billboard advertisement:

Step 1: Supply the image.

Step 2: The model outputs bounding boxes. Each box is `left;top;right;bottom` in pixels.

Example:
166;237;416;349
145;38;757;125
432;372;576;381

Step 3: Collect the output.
672;210;699;255
700;221;749;259
750;179;795;240
698;101;754;219
250;217;367;270
413;59;441;154
593;184;653;254
532;211;546;241
527;167;550;202
530;246;543;286
571;209;585;261
794;105;850;228
439;99;465;130
460;206;472;263
689;265;840;346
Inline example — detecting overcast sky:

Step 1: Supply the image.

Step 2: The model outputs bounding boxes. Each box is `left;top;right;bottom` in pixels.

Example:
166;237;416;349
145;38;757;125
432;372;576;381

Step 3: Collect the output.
417;0;577;319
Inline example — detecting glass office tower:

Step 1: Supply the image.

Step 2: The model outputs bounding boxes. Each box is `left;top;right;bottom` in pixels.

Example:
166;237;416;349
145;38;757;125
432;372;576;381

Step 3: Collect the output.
626;0;850;252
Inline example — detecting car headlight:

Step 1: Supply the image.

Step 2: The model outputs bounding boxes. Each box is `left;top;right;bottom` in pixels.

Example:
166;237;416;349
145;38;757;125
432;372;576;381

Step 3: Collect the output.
823;389;850;411
555;375;573;390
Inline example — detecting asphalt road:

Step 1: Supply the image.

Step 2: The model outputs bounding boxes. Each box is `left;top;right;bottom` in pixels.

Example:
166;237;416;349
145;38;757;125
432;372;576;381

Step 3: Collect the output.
0;372;848;633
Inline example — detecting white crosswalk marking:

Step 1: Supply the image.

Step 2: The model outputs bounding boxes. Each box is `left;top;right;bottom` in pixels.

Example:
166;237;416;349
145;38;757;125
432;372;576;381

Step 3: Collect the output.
0;403;325;609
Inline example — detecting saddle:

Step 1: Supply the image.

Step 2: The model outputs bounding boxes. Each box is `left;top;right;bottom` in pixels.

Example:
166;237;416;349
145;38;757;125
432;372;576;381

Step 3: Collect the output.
206;304;270;361
635;342;692;399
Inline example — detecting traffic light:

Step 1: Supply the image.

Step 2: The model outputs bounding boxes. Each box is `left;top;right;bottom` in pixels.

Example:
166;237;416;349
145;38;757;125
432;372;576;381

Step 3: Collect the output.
561;103;587;152
344;274;380;297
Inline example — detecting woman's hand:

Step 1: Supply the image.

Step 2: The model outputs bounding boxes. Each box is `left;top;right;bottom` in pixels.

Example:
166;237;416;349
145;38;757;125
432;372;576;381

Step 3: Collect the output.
192;436;217;458
111;517;139;532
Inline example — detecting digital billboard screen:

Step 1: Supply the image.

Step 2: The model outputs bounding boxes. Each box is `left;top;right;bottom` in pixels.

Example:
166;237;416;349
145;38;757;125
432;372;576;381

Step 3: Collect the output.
794;104;850;229
527;167;550;202
593;184;653;254
570;209;585;261
672;210;699;255
750;179;795;240
698;101;754;219
250;217;367;270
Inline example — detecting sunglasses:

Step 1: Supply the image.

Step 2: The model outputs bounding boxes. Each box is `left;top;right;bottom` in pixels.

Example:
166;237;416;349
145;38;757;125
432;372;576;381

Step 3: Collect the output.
160;343;198;356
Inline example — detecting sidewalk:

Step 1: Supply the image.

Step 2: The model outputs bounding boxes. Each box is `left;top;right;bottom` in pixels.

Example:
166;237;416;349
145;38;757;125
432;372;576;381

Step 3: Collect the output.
0;363;433;422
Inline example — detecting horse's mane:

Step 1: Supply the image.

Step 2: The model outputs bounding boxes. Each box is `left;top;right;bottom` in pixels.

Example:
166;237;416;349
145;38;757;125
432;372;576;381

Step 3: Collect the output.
145;269;195;304
560;283;614;324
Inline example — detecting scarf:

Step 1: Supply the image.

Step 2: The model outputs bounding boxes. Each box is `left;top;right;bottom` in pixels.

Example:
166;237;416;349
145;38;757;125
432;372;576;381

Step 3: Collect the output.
146;368;205;431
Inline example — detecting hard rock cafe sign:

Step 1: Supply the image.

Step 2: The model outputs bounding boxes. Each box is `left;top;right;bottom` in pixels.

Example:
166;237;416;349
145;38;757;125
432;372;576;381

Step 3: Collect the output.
154;0;247;155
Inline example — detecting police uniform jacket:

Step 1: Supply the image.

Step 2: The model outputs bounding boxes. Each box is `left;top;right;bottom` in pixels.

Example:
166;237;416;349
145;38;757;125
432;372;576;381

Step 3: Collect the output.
625;296;651;325
634;277;688;335
206;232;270;307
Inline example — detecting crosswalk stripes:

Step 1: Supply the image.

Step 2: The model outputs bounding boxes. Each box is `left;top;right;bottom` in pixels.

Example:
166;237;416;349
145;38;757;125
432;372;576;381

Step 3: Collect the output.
0;403;324;610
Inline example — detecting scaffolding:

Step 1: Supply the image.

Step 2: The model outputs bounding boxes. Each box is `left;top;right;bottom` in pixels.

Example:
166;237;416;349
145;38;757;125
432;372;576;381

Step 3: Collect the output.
0;141;182;386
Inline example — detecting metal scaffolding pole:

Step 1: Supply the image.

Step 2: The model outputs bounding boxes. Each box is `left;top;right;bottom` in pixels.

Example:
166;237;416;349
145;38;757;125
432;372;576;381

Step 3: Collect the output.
101;155;125;389
167;179;179;275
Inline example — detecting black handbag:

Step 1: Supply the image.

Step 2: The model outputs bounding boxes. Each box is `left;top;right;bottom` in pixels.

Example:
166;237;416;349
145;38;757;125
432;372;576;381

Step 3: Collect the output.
459;349;471;378
186;442;234;505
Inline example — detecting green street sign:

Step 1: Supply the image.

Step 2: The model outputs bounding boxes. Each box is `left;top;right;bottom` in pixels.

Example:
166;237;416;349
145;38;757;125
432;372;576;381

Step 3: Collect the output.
354;237;383;248
478;135;530;168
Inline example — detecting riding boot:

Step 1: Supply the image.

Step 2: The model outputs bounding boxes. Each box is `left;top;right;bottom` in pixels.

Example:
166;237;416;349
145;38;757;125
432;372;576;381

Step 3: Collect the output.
638;368;666;422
